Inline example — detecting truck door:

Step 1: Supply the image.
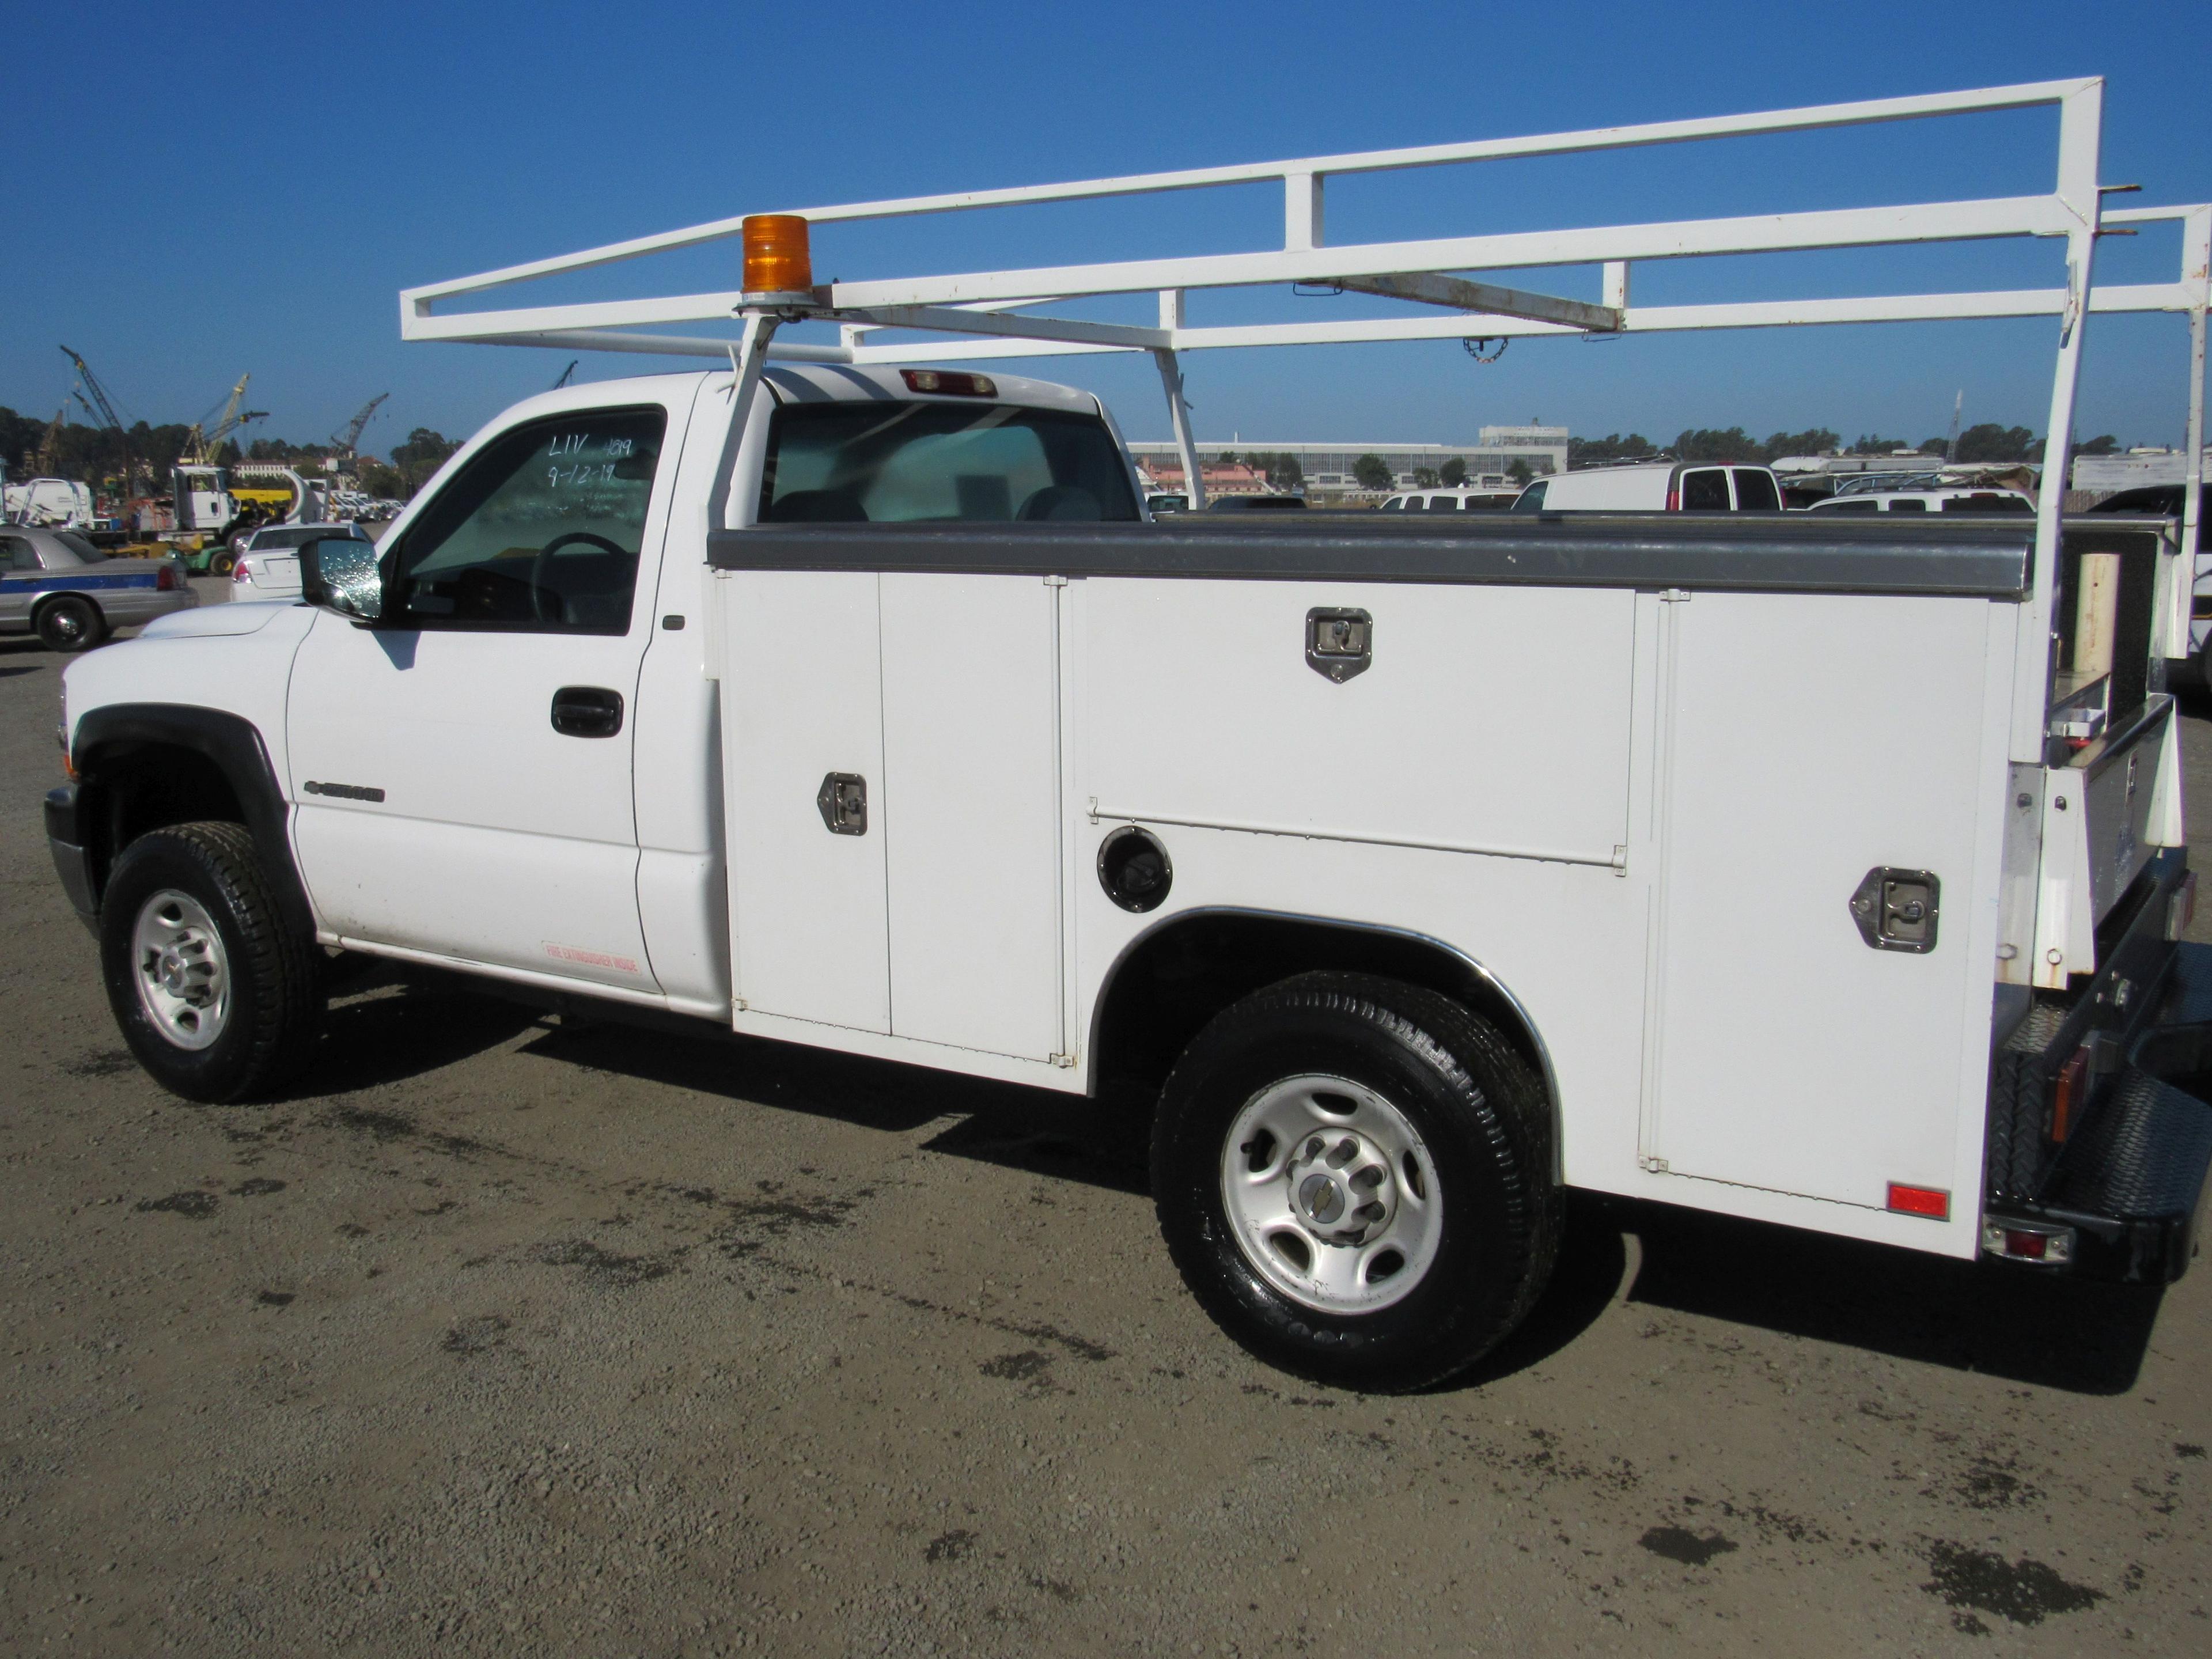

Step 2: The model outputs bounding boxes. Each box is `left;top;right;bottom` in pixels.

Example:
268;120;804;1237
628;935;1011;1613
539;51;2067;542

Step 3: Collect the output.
286;394;692;994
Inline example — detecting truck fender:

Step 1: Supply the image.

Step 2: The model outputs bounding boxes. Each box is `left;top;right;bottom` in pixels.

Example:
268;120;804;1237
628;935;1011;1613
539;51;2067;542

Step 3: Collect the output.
60;703;315;944
1085;905;1564;1181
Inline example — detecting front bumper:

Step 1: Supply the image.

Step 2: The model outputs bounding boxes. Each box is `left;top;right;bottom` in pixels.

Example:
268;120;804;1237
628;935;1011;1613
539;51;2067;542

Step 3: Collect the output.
45;785;97;927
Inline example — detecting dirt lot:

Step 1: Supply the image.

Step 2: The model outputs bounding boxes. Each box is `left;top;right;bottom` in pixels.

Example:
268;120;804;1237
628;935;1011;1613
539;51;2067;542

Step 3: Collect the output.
4;593;2208;1656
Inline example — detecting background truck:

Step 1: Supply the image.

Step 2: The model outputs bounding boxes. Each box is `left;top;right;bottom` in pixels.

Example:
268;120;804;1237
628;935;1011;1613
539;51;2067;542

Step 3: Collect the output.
41;79;2212;1392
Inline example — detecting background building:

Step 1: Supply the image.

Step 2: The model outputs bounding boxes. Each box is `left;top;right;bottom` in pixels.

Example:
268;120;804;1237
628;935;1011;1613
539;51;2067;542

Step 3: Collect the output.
2070;446;2212;493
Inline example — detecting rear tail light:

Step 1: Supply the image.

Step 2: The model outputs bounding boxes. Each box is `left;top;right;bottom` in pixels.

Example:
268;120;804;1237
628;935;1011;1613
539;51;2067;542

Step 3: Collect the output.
232;560;251;583
156;564;179;591
1980;1217;2075;1265
1885;1182;1949;1219
2170;870;2198;940
1665;488;1680;511
900;369;998;398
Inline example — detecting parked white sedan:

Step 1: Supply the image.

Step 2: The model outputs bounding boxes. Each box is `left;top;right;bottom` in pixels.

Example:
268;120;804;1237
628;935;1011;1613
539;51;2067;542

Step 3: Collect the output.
228;523;373;601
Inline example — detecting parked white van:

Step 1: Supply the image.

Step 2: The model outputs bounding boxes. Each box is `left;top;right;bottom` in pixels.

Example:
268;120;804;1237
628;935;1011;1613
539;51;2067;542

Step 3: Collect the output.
1513;461;1783;513
1805;488;2036;516
1380;487;1520;512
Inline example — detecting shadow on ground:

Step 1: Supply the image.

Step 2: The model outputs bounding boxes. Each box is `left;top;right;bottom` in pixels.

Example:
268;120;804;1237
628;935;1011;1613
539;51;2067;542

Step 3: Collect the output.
318;977;2166;1395
289;972;544;1098
1613;1197;2162;1395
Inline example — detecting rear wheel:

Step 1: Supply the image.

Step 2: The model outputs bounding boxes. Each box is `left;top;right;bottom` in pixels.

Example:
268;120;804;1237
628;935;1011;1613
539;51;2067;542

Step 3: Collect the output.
1153;972;1559;1392
99;822;322;1103
36;595;106;653
207;548;238;578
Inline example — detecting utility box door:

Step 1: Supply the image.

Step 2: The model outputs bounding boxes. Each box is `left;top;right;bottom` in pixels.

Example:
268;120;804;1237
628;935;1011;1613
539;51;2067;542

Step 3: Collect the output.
1646;592;2008;1209
879;573;1064;1061
721;570;891;1035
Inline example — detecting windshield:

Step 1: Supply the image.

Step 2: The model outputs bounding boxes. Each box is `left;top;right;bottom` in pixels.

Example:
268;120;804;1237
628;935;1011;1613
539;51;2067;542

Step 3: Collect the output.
760;403;1138;524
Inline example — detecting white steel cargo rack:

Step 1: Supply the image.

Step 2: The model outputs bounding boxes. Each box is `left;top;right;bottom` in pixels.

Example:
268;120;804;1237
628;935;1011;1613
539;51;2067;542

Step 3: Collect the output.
404;79;2206;737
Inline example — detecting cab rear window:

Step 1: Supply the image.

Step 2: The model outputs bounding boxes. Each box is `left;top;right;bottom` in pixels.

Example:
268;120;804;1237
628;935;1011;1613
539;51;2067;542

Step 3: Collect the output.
760;403;1138;524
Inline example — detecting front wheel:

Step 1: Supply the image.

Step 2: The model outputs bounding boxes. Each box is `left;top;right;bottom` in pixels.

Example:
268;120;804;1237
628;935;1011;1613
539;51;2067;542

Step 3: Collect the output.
36;596;107;653
1153;972;1560;1392
99;822;322;1103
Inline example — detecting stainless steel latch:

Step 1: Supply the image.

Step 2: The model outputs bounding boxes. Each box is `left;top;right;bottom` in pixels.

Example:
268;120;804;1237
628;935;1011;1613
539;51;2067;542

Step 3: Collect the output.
1306;607;1373;682
1850;867;1940;953
817;772;867;835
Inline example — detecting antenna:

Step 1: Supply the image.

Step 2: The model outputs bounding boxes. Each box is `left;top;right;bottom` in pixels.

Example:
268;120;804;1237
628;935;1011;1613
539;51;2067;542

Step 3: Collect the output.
1946;390;1963;462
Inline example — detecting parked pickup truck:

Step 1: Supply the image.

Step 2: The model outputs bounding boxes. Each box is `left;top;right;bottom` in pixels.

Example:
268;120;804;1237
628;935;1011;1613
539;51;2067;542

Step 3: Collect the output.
45;363;2212;1391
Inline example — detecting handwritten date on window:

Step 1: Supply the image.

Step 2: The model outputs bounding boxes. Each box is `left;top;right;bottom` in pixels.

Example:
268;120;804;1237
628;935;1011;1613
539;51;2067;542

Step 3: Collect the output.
546;431;637;488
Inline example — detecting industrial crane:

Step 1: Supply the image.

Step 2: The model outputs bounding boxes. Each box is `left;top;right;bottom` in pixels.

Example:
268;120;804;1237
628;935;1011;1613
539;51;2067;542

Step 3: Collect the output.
180;373;267;465
57;346;137;497
35;392;72;476
330;392;388;461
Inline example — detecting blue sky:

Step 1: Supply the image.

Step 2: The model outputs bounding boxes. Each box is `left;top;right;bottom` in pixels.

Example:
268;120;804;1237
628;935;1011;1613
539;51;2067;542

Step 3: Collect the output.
6;1;2209;460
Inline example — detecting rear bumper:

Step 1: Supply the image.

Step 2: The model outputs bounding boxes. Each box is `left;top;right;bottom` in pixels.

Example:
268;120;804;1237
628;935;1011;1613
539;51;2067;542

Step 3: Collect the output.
44;785;97;927
1985;858;2212;1284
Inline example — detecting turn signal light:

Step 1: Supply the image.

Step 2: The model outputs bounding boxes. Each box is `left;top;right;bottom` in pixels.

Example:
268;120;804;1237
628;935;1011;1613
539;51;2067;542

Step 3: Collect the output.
900;369;998;398
742;214;813;298
1885;1183;1949;1219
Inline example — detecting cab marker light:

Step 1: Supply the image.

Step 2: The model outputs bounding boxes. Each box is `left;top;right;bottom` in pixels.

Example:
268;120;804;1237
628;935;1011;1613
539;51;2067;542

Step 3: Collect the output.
900;369;998;398
1885;1182;1949;1219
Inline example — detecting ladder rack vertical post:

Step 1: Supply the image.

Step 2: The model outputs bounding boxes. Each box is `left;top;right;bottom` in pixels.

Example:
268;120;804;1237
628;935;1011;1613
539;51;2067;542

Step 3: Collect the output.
1156;290;1203;510
2181;206;2209;593
2016;78;2105;764
1285;173;1324;252
1603;262;1630;310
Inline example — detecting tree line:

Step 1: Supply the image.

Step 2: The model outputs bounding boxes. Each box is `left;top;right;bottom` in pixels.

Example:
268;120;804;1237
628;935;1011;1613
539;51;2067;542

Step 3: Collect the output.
0;408;463;502
1568;425;2121;468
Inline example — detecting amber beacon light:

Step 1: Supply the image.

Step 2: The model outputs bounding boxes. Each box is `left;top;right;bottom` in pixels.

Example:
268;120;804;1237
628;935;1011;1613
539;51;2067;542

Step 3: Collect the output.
741;215;814;301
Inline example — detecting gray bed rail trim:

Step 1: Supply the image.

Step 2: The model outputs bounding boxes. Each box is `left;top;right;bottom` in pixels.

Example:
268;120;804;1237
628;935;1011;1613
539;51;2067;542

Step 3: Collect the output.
707;514;2035;598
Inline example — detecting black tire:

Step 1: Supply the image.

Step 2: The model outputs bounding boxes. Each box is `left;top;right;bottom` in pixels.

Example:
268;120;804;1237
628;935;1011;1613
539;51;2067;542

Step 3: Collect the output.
36;595;107;653
1152;972;1560;1392
207;549;238;578
99;822;322;1103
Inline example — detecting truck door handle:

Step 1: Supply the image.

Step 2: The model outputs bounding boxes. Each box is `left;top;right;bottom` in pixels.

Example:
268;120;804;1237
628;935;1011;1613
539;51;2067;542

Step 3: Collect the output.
550;686;624;738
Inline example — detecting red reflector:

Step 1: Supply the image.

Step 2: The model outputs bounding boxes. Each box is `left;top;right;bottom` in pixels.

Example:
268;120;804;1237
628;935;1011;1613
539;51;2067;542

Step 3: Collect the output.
1886;1183;1949;1219
2051;1048;2089;1142
900;369;997;398
2002;1229;2048;1260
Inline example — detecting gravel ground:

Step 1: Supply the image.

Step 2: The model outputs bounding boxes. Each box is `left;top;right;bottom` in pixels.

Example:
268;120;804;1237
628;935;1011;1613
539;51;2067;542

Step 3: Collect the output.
3;596;2208;1656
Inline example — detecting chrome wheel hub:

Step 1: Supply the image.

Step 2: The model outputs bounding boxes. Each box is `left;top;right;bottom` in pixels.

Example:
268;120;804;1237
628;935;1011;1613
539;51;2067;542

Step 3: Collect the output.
131;889;230;1051
1220;1074;1443;1315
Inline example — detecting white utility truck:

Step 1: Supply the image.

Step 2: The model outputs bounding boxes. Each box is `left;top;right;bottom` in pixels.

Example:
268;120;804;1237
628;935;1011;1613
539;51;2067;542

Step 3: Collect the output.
44;81;2212;1390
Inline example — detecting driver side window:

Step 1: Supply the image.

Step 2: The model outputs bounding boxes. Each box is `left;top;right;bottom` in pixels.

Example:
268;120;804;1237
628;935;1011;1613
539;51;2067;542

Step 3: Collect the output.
389;406;666;633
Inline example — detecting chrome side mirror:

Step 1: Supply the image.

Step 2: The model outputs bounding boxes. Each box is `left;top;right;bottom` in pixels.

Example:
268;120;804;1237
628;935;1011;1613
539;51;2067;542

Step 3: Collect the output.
300;537;383;622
